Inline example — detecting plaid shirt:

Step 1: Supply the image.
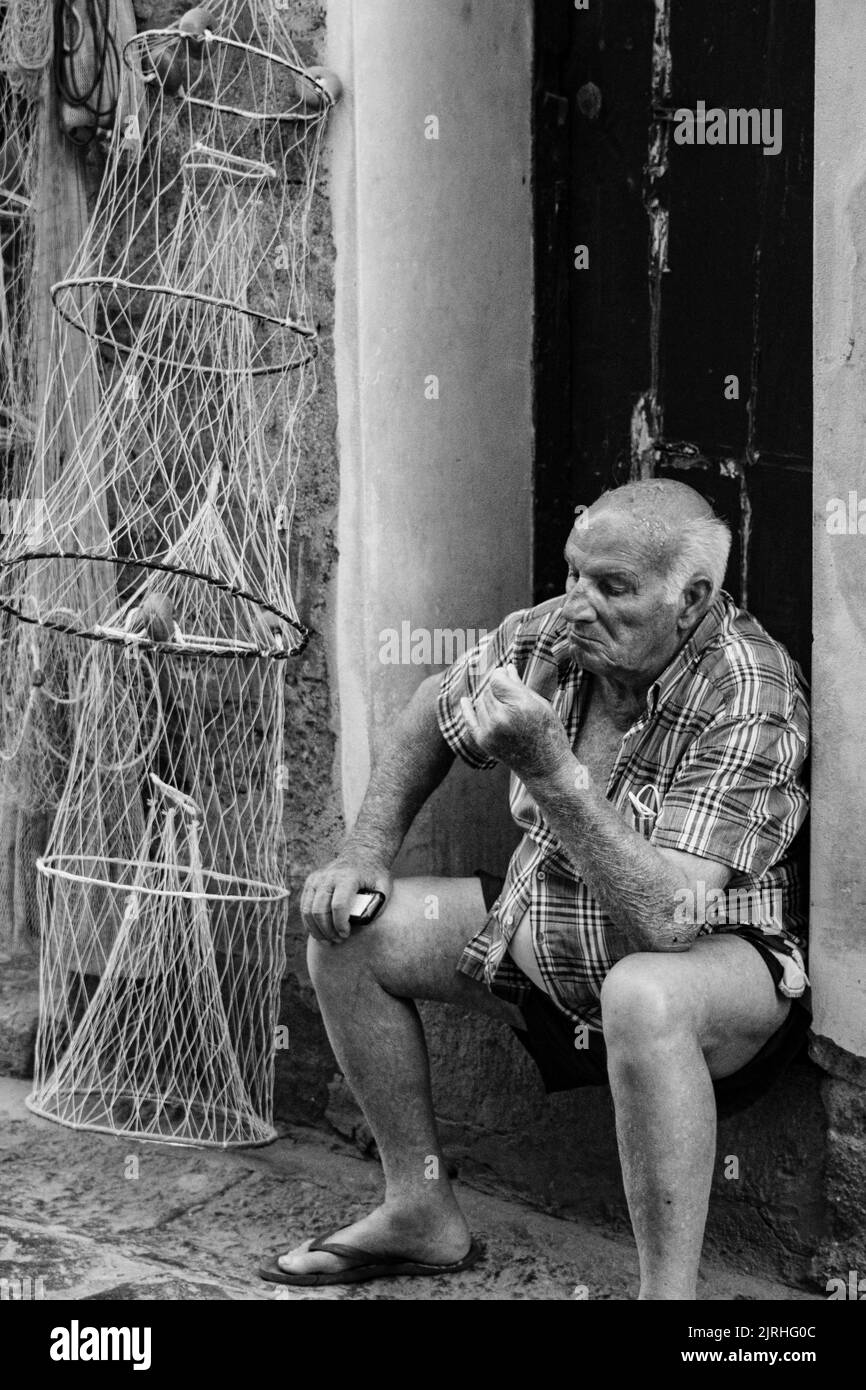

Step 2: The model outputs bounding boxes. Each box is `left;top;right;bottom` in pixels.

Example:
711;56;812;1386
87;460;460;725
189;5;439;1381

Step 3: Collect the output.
437;592;810;1030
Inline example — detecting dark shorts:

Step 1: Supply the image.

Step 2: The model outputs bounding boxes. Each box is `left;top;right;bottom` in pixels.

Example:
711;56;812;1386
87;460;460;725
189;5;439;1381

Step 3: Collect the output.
475;870;811;1120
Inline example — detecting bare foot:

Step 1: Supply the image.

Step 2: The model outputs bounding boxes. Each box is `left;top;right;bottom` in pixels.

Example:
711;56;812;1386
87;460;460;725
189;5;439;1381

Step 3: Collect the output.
276;1200;472;1278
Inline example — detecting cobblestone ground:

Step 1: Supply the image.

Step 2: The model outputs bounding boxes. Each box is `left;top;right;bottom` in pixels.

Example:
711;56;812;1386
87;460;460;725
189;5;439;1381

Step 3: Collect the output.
0;1080;820;1302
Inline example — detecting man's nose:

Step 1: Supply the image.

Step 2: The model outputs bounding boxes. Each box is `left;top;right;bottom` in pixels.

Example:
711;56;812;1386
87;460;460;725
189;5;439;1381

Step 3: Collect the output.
563;582;596;623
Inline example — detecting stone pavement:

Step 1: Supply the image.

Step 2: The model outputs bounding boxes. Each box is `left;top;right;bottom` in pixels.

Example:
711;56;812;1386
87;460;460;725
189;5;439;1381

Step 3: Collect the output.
0;1079;820;1302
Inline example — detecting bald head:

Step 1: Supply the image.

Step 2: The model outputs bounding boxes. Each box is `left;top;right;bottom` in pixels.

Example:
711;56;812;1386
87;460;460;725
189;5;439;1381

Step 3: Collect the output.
577;479;730;602
592;478;714;525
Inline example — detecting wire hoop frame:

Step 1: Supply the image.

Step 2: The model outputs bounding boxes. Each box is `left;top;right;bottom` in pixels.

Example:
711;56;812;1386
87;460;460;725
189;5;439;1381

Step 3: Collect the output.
0;551;311;660
123;28;338;125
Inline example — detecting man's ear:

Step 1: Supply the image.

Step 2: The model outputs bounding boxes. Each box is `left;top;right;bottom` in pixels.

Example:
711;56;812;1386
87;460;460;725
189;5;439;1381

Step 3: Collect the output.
677;577;713;631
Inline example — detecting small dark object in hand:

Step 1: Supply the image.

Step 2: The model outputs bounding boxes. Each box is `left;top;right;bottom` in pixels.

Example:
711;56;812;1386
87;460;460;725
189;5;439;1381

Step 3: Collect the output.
348;891;386;926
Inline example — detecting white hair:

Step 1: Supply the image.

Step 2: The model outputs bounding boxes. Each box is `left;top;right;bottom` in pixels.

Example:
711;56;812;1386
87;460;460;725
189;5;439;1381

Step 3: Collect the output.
660;515;732;604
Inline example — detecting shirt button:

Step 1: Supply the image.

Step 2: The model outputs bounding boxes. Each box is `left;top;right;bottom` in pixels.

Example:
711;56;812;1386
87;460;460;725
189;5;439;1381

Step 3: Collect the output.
537;870;546;881
504;915;514;927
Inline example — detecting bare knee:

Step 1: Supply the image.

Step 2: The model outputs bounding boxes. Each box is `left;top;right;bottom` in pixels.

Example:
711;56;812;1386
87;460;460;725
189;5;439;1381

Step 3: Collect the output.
305;890;411;994
601;955;697;1052
306;876;497;1013
306;925;375;992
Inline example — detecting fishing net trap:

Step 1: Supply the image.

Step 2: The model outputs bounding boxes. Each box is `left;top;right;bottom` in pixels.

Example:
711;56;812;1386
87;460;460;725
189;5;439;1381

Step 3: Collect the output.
0;0;341;1146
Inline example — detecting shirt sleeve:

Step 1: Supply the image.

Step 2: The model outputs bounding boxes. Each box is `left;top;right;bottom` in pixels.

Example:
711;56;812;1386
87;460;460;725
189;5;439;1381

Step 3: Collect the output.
437;608;529;769
650;712;809;877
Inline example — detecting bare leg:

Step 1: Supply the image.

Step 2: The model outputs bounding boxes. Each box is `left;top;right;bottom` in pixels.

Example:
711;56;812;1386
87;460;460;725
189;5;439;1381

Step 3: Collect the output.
278;876;521;1277
601;933;791;1300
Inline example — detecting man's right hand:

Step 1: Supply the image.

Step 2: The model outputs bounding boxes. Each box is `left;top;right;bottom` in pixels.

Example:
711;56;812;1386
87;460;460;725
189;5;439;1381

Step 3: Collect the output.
300;854;393;944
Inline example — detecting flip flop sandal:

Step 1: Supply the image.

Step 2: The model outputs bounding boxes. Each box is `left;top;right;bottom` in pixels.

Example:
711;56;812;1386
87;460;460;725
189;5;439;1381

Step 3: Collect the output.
258;1230;484;1287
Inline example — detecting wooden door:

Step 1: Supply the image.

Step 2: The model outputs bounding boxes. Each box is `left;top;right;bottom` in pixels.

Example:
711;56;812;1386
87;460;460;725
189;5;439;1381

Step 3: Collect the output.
534;0;814;673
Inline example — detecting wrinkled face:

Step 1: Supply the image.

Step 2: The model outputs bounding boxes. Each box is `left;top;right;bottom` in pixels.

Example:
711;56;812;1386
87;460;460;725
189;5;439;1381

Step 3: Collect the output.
562;508;683;685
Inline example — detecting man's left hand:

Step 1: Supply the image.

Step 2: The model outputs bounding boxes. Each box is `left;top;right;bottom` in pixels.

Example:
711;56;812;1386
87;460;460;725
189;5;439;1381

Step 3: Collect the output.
461;664;574;783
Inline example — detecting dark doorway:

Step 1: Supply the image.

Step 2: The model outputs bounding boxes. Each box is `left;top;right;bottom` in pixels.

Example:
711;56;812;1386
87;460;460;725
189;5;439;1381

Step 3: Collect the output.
534;0;814;673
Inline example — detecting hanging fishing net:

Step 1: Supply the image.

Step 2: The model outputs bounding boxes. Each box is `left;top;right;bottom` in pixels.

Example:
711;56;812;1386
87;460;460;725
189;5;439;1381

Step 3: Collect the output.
0;0;53;95
10;1;341;1144
28;643;291;1146
0;8;59;943
0;0;334;660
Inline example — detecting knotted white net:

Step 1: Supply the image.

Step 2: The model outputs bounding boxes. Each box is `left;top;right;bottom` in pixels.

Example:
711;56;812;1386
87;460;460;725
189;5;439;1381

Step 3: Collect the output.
1;1;331;659
12;1;339;1145
0;8;63;942
0;25;38;448
29;643;290;1146
0;0;53;95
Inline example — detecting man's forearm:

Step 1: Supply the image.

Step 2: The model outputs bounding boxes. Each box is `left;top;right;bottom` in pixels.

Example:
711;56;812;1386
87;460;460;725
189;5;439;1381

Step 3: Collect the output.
524;755;696;954
341;675;456;866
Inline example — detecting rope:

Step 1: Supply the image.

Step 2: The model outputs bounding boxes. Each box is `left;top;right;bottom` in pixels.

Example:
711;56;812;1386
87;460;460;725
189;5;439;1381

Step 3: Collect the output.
53;0;121;142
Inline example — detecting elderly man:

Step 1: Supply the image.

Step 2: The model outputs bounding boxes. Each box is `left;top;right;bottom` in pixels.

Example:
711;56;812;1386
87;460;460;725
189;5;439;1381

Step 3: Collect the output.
261;479;810;1300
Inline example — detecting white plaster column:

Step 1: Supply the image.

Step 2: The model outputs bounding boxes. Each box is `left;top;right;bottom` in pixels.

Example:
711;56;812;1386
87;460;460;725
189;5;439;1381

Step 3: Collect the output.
327;0;534;875
811;0;866;1062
